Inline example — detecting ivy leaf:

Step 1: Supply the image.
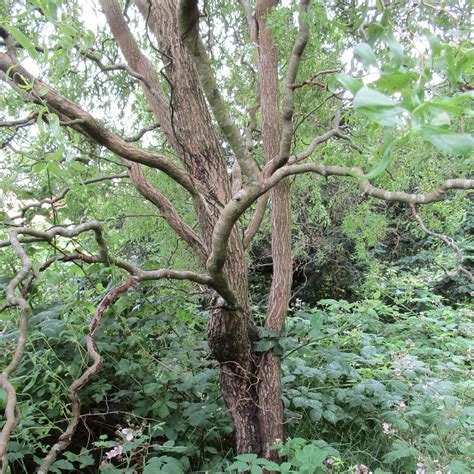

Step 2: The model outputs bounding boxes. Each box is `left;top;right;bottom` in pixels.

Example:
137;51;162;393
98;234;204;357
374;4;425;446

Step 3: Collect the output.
354;43;377;66
421;125;474;155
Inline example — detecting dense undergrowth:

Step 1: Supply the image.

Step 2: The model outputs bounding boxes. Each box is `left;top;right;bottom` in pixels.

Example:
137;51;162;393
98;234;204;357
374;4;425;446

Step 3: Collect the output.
1;260;472;473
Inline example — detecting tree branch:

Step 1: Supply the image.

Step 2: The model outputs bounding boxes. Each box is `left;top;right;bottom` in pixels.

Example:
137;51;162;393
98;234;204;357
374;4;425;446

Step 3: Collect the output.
10;174;129;221
1;221;214;472
0;111;38;129
177;0;261;187
0;230;31;473
124;123;160;142
274;0;311;172
243;192;269;248
411;205;473;281
37;278;139;473
128;162;208;262
0;52;199;197
207;163;473;289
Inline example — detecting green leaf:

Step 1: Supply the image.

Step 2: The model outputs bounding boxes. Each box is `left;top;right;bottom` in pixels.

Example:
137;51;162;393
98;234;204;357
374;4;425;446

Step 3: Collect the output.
386;32;403;70
383;440;419;463
236;453;259;462
354;43;377;66
425;31;441;57
50;459;75;471
254;339;274;352
421;125;474;155
358;132;398;180
375;72;417;93
354;88;397;108
0;389;6;410
336;73;363;94
5;24;39;60
354;88;404;126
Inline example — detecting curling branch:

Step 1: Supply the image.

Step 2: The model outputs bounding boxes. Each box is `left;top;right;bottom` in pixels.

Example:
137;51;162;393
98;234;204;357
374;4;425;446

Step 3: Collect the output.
37;278;139;473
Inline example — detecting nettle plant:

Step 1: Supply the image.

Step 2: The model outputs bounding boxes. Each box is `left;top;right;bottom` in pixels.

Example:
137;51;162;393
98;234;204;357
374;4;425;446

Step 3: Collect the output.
0;0;472;472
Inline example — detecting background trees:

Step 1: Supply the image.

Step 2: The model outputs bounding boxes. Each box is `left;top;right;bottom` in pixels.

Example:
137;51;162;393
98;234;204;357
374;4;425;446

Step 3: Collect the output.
0;0;472;472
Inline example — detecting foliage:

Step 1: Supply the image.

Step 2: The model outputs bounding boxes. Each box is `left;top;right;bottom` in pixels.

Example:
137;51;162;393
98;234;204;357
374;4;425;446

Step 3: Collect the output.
1;259;472;472
1;0;473;472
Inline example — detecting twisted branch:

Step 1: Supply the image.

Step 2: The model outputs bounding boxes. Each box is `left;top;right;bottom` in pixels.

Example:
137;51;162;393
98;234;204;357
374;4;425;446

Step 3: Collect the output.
37;277;138;473
0;221;213;472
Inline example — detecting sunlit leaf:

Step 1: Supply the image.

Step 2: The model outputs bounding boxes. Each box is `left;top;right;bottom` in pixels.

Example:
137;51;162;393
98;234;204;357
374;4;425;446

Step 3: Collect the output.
421;126;474;155
354;43;377;67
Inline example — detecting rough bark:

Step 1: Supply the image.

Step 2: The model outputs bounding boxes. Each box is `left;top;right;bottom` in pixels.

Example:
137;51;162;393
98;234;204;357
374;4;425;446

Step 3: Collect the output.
255;0;294;460
132;0;261;453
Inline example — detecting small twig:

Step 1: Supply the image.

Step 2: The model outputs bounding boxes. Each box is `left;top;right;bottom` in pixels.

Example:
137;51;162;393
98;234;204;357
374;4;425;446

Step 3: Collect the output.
292;68;340;90
124;123;160;142
411;204;473;281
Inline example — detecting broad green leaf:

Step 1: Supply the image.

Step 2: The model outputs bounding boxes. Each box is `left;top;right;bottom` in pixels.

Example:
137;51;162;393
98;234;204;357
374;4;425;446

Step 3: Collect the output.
5;24;39;60
383;440;419;463
236;453;259;462
50;459;75;471
421;125;474;155
375;72;417;93
354;88;404;126
354;43;377;66
336;73;364;94
386;31;403;71
354;88;397;108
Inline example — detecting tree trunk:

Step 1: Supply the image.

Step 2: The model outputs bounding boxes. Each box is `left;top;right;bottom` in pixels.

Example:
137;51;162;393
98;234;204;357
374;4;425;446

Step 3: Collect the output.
103;0;291;459
132;0;264;454
255;0;293;460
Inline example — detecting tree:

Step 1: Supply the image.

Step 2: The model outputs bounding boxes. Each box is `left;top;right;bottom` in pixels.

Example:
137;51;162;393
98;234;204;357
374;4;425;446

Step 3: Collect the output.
0;0;472;471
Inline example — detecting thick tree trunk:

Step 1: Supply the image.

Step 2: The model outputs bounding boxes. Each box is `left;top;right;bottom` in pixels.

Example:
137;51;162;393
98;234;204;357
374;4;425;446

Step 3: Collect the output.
104;0;291;459
132;0;264;454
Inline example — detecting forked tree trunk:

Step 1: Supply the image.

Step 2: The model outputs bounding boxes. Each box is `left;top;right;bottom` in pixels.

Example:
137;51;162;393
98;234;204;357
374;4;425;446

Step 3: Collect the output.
102;0;291;458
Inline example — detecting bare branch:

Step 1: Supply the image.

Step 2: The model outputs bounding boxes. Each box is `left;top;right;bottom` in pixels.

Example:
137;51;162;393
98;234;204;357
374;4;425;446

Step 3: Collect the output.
1;219;214;471
128;162;208;262
411;205;473;281
124;123;160;142
177;0;261;187
98;0;174;141
0;111;37;128
275;0;311;171
10;174;129;221
287;128;340;164
37;278;139;473
238;0;258;42
292;68;340;90
207;163;473;290
0;230;32;472
243;192;269;248
0;53;198;197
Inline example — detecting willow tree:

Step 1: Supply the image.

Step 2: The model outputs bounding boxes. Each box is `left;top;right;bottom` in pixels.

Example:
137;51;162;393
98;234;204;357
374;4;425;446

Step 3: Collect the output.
0;0;472;471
